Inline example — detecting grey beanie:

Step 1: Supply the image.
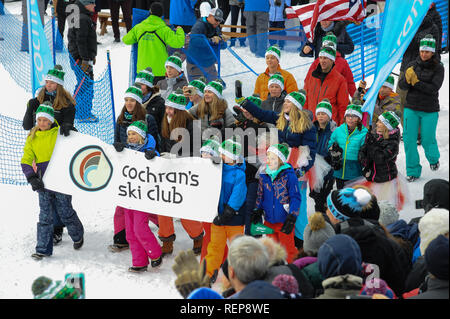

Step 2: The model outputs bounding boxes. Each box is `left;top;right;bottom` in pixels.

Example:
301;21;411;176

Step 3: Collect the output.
378;200;399;227
303;212;336;255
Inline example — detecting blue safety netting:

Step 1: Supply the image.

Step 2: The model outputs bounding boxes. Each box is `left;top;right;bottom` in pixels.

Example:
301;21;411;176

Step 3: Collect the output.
0;2;115;186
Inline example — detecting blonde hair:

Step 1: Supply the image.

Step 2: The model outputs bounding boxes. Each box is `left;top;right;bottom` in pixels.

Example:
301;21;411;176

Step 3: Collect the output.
377;120;390;140
276;106;313;134
38;84;76;110
197;94;228;122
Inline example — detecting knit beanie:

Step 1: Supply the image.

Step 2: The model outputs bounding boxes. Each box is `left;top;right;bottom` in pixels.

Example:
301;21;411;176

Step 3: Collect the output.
124;84;143;104
378;111;401;131
418;208;449;255
187;76;207;97
135;67;155;88
200;136;221;157
165;52;183;73
32;277;79;299
32;276;53;297
327;187;373;221
344;100;363;120
315;98;333;119
303;212;336;255
272;274;299;294
45;64;65;86
378;200;399;227
319;45;336;62
425;234;449;280
322;32;337;51
285;89;306;111
419;34;436;53
204;79;225;99
268;72;285;90
36;101;55;123
165;88;188;110
265;45;281;62
127;120;148;139
219;135;242;161
382;74;395;90
267;143;290;164
246;94;262;107
360;278;396;299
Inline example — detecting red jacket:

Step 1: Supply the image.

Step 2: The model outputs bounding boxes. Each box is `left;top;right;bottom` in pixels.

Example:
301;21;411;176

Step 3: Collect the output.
307;52;356;97
304;64;349;125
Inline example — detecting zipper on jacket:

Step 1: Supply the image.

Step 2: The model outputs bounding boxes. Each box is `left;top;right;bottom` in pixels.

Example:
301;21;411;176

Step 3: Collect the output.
341;125;356;179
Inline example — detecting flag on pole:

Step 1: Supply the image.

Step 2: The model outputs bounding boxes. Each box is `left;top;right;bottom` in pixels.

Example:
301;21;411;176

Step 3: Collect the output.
286;0;367;42
27;0;53;96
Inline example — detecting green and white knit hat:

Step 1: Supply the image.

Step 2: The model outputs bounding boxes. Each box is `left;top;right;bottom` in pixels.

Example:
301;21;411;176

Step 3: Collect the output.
135;67;155;88
268;72;285;90
124;84;143;104
45;65;65;86
319;45;336;62
267;143;290;163
315;98;333;119
344;101;363;120
382;74;395;90
378;111;401;131
322;32;337;51
36;101;55;123
285;89;307;111
219;135;242;161
127;120;148;139
187;76;207;97
166;88;188;110
200;136;221;157
247;94;262;107
419;34;436;53
165;52;183;73
204;79;225;99
265;45;281;62
32;277;79;299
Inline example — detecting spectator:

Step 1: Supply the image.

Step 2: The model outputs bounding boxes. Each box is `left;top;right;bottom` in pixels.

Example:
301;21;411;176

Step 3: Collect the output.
244;0;270;57
21;0;45;52
303;45;349;125
170;0;197;33
303;212;335;257
398;34;444;182
157;52;189;100
260;73;287;115
427;2;443;53
135;0;157;11
183;77;208;110
194;0;216;18
229;0;246;47
254;45;299;100
108;0;133;42
31;274;85;299
217;0;230;22
123;2;185;79
316;234;364;299
268;0;291;49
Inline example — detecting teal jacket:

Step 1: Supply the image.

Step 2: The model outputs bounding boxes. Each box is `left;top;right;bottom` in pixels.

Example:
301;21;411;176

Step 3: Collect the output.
328;123;367;180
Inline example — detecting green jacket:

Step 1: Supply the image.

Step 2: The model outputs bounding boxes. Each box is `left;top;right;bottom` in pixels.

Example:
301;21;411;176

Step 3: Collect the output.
123;15;186;77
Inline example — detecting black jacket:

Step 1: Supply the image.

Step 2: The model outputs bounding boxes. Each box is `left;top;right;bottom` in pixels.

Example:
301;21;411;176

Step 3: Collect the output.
23;92;76;130
67;1;97;61
143;93;166;134
358;129;400;183
398;55;444;113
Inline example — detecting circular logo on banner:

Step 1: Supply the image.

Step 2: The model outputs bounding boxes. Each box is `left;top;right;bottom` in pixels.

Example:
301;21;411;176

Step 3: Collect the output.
69;145;113;191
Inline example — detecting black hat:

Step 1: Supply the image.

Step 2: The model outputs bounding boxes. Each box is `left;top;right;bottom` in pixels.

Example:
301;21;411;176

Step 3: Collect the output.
150;2;164;17
425;234;449;280
421;179;449;212
327;187;379;221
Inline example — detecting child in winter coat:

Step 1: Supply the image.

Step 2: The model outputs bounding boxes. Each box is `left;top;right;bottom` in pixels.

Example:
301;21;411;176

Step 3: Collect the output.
204;136;247;280
21;102;84;260
251;143;301;263
260;73;287;116
356;111;408;210
156;52;189;100
113;120;162;272
328;101;368;189
182;76;207;110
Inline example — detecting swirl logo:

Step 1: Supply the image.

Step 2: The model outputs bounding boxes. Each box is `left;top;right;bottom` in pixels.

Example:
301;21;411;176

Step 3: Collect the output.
69;145;113;191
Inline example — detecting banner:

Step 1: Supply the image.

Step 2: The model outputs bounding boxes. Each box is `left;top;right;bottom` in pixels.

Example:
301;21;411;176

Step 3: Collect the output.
362;0;432;121
26;0;53;96
43;132;223;223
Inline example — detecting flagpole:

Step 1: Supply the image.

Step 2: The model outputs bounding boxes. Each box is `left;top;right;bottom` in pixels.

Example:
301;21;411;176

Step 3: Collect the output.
26;0;35;97
360;21;365;81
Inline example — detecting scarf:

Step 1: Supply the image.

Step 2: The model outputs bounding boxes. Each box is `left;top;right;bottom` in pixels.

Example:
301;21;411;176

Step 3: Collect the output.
266;163;291;181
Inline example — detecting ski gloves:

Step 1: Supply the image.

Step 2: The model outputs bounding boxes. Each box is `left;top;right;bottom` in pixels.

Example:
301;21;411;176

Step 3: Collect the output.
172;250;210;299
329;142;343;171
213;204;237;226
27;174;44;192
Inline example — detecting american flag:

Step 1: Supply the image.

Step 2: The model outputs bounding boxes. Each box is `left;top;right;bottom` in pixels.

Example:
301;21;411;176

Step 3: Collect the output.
286;0;367;42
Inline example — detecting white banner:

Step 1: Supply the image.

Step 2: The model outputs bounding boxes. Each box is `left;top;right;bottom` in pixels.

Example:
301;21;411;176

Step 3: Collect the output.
43;132;222;223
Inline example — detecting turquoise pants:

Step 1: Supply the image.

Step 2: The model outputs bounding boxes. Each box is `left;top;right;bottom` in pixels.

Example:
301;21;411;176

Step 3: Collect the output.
294;181;308;240
403;108;440;177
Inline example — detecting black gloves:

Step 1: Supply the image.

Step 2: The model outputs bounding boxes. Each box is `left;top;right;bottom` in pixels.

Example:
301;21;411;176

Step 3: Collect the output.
113;142;125;152
213;204;237;226
211;156;221;165
280;214;297;235
329;142;343;170
145;149;157;160
250;208;264;224
27;174;44;192
60;123;73;137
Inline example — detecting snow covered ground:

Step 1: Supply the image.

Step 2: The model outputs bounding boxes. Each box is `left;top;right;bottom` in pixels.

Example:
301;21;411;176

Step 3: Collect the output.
0;2;448;299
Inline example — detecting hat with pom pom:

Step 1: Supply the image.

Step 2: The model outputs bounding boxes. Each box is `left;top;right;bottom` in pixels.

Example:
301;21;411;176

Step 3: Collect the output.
327;187;375;221
303;212;336;255
200;135;221;157
135;67;155;88
45;65;65;86
272;274;299;295
267;143;290;164
165;52;183;73
219;135;242;161
36;101;55;123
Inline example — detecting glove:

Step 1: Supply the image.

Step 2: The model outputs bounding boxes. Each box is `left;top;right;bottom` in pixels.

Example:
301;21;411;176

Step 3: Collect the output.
235;97;246;105
250;209;264;224
280;214;297;235
221;34;231;42
27;174;44;192
80;60;93;74
405;66;419;86
211;36;221;44
213;204;237;226
144;149;157;160
59;123;73;137
329;142;343;170
172;250;211;298
232;105;246;122
113;142;125;152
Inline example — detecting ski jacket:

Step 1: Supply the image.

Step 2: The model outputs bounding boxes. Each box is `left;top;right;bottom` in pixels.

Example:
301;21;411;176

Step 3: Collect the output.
254;66;298;101
187;17;223;67
169;0;197;26
67;1;97;61
244;0;270;12
260;91;287;114
157;73;189;100
142;92;166;133
218;162;247;226
114;114;159;146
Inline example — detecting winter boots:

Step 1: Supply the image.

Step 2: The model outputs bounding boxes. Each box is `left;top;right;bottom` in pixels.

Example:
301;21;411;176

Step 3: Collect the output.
161;240;174;257
151;256;163;268
73;237;84;250
192;234;204;255
31;252;50;260
108;243;129;252
53;226;63;246
128;266;147;273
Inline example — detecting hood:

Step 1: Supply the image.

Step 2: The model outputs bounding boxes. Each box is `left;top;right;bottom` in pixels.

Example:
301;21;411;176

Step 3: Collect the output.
141;15;168;32
321;274;363;290
422;179;449;211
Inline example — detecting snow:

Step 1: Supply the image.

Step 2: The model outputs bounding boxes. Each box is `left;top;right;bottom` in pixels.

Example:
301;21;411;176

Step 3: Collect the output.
0;2;448;299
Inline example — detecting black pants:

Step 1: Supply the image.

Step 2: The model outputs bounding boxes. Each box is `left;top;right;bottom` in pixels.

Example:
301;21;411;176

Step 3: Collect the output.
217;0;230;22
135;0;154;10
230;4;245;42
108;0;133;39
